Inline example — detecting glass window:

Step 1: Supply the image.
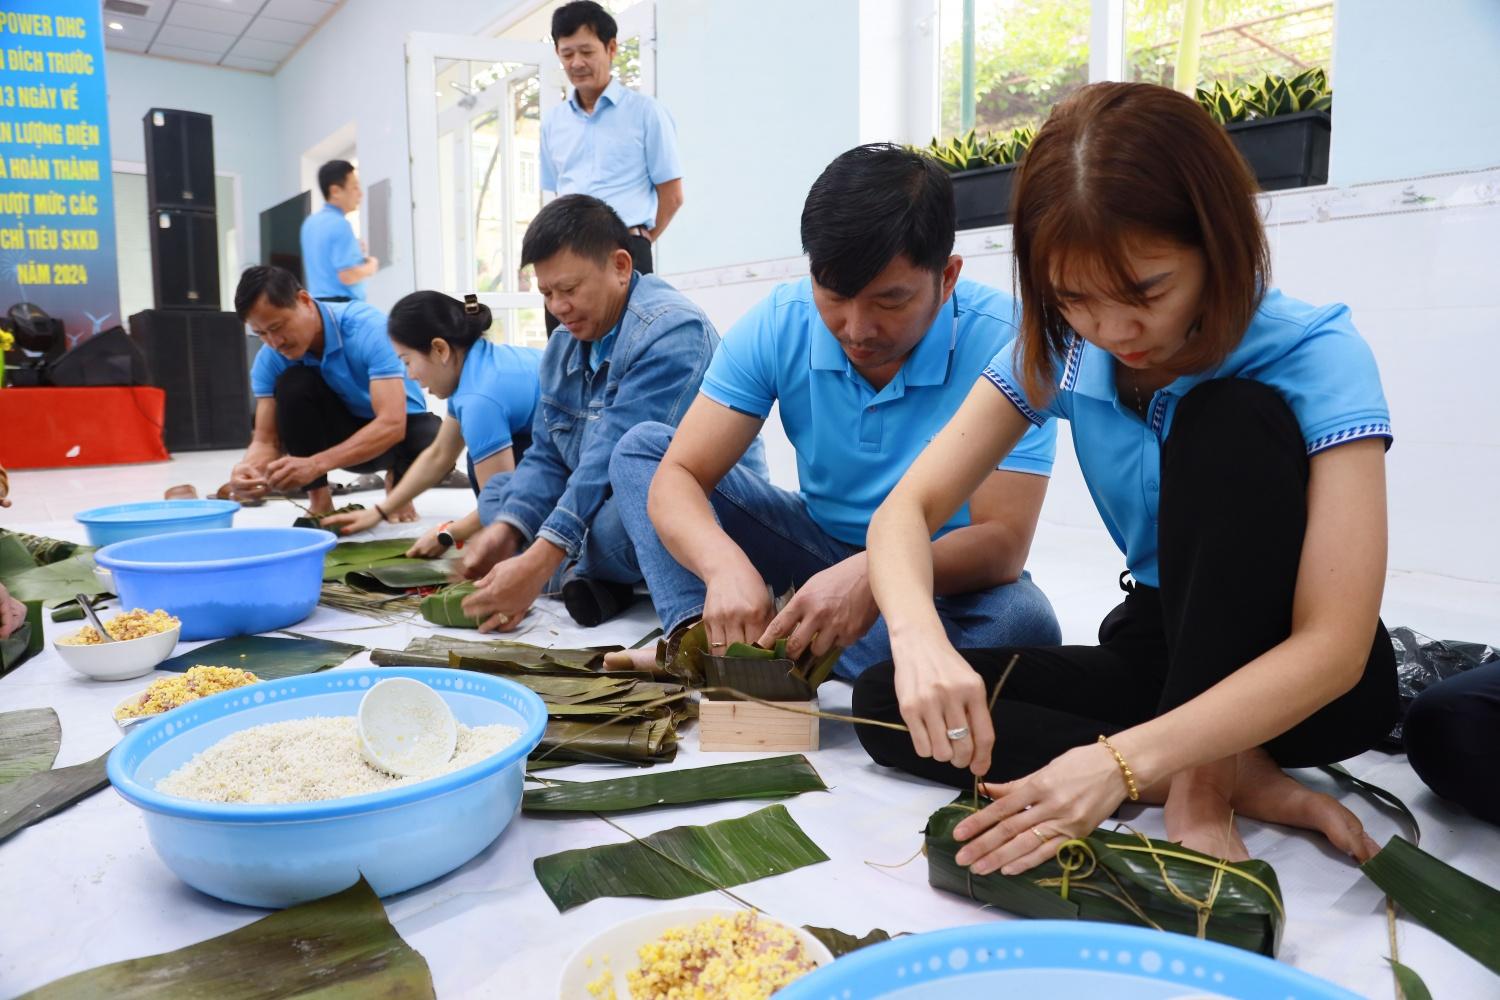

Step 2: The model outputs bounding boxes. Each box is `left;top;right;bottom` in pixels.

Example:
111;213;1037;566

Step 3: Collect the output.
1126;1;1334;93
938;0;1093;137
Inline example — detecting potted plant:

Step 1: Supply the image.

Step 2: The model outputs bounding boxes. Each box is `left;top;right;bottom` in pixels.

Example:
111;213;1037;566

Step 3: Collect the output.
1197;68;1332;191
916;126;1035;230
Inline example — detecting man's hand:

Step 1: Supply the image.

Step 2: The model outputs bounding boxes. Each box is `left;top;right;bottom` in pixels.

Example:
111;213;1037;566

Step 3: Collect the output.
266;454;324;492
459;523;520;579
229;461;270;502
0;583;25;639
460;555;548;633
758;553;878;658
701;556;774;652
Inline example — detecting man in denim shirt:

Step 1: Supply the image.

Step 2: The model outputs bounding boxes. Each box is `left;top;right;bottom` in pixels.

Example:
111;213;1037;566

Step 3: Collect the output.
459;195;764;630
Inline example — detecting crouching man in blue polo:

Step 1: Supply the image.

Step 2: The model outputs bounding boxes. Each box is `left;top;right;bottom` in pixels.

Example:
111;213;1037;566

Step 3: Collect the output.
605;144;1061;677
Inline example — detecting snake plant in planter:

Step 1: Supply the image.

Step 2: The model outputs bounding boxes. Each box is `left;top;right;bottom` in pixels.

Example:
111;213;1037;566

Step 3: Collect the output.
916;127;1036;230
1196;69;1333;191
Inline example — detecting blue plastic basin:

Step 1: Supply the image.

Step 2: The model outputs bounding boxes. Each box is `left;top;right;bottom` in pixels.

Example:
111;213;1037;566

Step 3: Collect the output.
75;500;240;547
778;921;1359;1000
95;527;335;640
107;667;548;909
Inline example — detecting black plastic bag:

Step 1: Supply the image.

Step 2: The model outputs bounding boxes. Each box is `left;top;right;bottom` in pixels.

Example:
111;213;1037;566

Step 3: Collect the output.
1381;626;1499;751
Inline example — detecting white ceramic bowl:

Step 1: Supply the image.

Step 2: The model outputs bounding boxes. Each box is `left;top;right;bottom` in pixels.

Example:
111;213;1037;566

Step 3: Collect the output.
53;623;181;681
558;906;836;999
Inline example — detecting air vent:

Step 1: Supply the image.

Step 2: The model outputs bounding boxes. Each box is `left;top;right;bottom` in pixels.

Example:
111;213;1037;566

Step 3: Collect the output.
103;0;152;16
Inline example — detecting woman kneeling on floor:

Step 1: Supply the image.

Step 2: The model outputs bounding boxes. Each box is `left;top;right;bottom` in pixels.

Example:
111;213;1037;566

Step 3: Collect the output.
853;81;1398;873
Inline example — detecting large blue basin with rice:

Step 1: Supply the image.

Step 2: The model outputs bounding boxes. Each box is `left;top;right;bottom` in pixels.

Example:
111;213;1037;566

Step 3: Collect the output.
75;499;239;546
107;667;548;908
94;527;335;640
778;921;1359;1000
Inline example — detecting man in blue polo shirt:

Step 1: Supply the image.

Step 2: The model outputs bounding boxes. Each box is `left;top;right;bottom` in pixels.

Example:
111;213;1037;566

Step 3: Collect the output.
226;266;436;519
606;145;1062;678
541;2;681;297
300;160;377;302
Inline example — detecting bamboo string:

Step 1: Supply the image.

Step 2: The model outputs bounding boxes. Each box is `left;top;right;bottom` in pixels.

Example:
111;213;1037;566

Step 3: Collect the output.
1386;896;1404;1000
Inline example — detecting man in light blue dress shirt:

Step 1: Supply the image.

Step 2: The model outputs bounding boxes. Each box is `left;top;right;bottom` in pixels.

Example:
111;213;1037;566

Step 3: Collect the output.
299;160;378;302
541;1;683;300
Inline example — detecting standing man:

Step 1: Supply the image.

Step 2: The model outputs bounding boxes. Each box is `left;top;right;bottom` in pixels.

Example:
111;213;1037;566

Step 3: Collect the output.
300;160;378;303
541;1;682;288
228;266;436;520
606;145;1062;678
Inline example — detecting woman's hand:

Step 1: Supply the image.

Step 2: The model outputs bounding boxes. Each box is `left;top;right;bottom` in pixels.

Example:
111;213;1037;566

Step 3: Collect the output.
892;637;995;775
406;526;449;559
321;506;384;536
951;741;1129;875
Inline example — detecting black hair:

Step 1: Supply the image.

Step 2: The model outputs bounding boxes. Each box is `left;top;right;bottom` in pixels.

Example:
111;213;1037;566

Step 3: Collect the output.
234;265;303;320
388;291;492;354
551;1;617;45
800;143;957;297
317;159;356;199
520;194;630;268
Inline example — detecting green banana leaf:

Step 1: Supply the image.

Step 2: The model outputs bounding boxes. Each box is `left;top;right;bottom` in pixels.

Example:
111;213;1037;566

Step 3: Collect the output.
419;584;480;627
322;538;423;581
348;559;454;590
0;545;106;608
534;717;677;766
523;754;827;814
293;503;367;532
156;635;363;679
925;801;1284;957
0;751;110;844
1387;959;1434;1000
801;926;895;958
534;803;829;912
18;877;435;999
1;529;85;566
0;708;61;785
1319;763;1421;845
704;655;813;701
1362;835;1500;976
1;602;43;675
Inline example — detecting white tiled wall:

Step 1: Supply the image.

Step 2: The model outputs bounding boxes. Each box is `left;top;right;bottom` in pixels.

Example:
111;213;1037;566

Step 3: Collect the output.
668;168;1500;584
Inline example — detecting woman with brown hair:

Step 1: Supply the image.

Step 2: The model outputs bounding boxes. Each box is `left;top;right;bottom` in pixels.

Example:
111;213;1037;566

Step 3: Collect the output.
852;81;1398;873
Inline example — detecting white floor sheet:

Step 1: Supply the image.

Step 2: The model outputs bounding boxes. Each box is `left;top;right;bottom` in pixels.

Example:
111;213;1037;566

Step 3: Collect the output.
1;452;1496;998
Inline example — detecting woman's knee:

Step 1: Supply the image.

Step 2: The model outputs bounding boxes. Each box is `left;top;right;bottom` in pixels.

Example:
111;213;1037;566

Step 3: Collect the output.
851;660;906;765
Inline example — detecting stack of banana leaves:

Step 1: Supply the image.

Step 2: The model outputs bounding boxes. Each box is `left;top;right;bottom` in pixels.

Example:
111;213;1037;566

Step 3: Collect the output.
650;615;842;700
925;799;1285;957
320;538;454;618
372;635;690;766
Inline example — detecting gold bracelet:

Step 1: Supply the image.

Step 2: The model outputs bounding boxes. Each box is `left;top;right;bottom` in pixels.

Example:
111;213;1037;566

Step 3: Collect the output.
1097;734;1140;801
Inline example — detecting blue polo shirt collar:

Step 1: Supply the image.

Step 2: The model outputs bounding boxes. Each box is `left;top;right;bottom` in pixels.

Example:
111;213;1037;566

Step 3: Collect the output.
809;292;958;396
1065;332;1225;407
568;77;625;114
313;301;344;361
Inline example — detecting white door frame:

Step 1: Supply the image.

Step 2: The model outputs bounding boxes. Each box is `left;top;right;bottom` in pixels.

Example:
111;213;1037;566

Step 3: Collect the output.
406;32;562;305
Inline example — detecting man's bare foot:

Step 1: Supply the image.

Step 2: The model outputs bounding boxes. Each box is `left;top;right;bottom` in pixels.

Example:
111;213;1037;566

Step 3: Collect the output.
602;647;659;672
308;486;335;516
1228;747;1379;861
1164;765;1250;861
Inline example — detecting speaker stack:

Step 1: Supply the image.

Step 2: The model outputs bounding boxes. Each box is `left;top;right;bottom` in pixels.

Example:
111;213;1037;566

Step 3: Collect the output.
131;108;251;451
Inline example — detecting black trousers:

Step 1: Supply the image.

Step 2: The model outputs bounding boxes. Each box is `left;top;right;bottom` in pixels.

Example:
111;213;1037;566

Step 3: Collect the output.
1404;661;1500;825
852;379;1399;789
544;233;653;335
273;366;442;490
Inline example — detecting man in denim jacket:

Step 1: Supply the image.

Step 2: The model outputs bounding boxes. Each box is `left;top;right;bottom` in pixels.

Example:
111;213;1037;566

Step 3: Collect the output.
459;194;764;630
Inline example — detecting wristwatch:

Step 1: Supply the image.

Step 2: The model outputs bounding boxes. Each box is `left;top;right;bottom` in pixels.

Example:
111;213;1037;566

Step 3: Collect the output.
436;521;463;550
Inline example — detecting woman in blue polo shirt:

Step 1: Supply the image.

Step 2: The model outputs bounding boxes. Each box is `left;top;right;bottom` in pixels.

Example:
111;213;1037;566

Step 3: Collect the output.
324;292;541;556
852;82;1398;872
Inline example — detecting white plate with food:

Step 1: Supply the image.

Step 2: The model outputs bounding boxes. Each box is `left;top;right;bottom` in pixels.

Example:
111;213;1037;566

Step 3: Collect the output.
557;906;835;999
112;665;263;729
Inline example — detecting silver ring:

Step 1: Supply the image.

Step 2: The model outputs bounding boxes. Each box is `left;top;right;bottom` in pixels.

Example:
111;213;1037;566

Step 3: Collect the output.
946;726;969;741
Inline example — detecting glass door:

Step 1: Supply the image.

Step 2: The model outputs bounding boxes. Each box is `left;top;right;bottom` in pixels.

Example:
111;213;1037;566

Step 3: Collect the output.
407;34;562;348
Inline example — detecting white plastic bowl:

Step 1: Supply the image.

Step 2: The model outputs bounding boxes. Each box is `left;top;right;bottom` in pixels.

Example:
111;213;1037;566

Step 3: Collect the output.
358;677;458;777
53;623;181;681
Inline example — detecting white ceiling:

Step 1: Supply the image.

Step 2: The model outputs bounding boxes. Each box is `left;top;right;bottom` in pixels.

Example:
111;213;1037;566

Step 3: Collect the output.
102;0;344;74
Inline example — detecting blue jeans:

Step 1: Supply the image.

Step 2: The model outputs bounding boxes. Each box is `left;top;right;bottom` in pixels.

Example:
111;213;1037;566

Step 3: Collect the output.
478;472;640;594
610;422;1061;678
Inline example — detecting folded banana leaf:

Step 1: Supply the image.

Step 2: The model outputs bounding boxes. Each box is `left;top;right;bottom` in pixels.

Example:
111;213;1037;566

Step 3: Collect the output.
925;801;1285;957
156;634;363;679
523;754;827;813
293;502;366;532
704;654;814;701
0;708;60;785
801;926;895;958
342;559;454;592
0;536;105;608
534;803;829;912
535;717;678;766
1;606;40;676
0;751;111;844
1362;835;1500;976
18;877;435;999
322;538;423;581
1;529;85;566
420;584;481;627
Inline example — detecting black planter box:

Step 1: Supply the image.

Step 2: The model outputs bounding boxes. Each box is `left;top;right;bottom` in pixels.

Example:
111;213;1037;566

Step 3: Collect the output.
951;162;1020;230
1226;110;1331;191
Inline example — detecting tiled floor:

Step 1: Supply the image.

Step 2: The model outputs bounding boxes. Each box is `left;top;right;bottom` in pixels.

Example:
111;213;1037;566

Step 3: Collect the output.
3;453;1498;998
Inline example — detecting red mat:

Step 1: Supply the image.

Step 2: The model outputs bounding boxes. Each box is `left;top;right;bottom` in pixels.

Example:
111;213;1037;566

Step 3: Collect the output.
0;387;169;469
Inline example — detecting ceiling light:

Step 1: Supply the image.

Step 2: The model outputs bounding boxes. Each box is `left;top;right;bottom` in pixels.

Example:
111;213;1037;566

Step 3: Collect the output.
109;21;124;30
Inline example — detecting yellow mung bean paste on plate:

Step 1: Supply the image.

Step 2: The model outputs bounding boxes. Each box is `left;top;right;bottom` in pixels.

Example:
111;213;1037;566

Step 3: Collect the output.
113;666;261;721
60;608;179;644
624;911;817;1000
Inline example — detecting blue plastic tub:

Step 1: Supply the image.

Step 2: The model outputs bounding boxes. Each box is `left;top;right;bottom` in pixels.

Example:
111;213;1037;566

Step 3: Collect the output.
778;921;1360;1000
95;527;335;640
75;500;239;546
107;667;548;909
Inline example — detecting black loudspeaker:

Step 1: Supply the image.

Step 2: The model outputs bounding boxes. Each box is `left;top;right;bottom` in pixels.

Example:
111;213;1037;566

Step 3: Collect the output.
129;309;251;452
149;209;220;311
143;109;216;212
45;326;149;387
